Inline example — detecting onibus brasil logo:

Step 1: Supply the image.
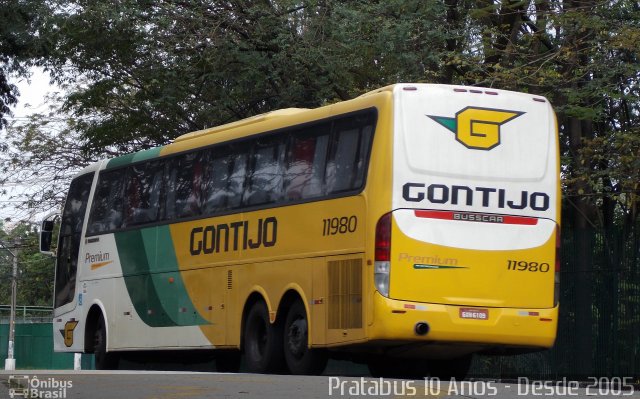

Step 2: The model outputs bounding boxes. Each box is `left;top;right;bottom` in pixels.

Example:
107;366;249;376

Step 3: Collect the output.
428;107;524;150
8;375;73;398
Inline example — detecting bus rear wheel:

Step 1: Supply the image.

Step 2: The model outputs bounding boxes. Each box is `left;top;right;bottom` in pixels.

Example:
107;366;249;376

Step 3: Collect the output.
283;300;327;375
93;315;119;370
243;301;284;373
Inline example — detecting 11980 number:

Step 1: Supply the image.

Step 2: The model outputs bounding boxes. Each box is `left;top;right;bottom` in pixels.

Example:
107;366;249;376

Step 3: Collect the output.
507;260;550;272
322;216;357;236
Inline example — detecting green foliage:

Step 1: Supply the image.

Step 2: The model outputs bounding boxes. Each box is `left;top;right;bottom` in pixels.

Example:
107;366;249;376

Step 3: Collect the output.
36;0;450;152
0;0;41;127
0;221;54;308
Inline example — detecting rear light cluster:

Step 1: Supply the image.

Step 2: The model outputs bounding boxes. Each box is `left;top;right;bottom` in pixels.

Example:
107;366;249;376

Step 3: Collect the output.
554;225;561;306
374;213;391;297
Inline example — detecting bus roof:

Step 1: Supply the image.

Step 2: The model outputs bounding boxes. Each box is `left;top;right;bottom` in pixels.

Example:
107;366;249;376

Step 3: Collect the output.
173;108;309;143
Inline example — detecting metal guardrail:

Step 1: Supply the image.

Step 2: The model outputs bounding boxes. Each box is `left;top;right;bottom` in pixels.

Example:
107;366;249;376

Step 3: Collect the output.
0;306;53;324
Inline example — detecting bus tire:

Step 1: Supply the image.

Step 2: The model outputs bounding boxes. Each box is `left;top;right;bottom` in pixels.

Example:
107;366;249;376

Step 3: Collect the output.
428;355;472;380
94;315;119;370
283;300;327;375
243;301;284;373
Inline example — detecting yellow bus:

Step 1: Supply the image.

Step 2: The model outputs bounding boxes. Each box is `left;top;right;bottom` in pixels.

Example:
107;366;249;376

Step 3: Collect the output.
41;83;560;377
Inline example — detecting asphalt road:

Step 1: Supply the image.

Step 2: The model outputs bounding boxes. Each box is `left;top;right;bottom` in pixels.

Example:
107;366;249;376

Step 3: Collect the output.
0;371;639;399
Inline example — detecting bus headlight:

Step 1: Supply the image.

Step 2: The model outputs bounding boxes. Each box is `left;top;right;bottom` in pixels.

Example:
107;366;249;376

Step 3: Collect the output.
374;261;390;297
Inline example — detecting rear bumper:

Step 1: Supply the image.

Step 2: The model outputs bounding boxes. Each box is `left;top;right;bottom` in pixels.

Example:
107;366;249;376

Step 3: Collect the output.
369;292;558;349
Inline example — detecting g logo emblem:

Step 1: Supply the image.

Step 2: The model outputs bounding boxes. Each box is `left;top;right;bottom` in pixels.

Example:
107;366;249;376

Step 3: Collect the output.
60;320;79;347
428;107;524;150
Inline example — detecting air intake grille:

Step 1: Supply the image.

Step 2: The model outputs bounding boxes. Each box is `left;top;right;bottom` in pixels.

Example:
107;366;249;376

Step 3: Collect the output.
227;270;233;290
328;258;363;329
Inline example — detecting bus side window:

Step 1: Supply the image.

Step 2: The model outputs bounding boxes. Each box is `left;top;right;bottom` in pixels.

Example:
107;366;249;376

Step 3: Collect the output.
166;152;204;219
123;161;163;227
245;136;286;206
353;124;373;188
284;126;329;201
87;169;125;234
326;113;375;194
326;128;359;194
227;147;248;209
203;148;231;214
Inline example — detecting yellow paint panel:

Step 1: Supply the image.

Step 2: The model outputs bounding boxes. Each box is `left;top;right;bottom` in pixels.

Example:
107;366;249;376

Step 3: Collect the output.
390;221;556;308
170;197;367;346
180;267;227;345
170;197;366;269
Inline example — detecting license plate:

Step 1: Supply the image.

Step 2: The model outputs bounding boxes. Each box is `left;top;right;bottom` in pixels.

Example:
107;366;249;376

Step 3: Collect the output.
459;307;489;320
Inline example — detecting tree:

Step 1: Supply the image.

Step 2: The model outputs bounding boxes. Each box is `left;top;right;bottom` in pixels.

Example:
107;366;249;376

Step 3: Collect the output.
0;0;47;128
34;0;448;150
0;221;54;310
1;99;98;222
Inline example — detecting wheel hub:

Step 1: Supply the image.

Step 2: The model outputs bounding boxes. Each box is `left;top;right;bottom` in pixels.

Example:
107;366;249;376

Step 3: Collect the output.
287;317;307;358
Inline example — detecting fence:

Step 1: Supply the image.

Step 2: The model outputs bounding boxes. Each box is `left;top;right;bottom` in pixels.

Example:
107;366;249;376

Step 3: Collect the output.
0;323;93;369
470;226;640;379
0;305;54;324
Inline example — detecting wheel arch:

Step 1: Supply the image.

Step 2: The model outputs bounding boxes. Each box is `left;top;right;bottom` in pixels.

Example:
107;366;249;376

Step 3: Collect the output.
84;301;108;353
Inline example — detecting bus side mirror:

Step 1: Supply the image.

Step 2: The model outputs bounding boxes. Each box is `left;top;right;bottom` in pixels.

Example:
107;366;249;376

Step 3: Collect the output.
40;215;58;256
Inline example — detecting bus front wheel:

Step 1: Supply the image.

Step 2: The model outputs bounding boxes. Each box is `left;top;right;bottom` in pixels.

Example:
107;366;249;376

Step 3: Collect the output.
283;300;327;375
243;301;284;373
93;315;119;370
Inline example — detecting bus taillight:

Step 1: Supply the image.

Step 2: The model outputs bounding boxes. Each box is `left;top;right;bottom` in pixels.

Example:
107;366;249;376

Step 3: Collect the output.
375;213;391;297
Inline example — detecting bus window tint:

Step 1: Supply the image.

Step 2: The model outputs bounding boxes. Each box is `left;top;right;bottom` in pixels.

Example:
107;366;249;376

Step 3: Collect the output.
87;170;125;234
326;113;375;194
245;136;286;206
227;145;248;209
284;126;329;201
56;172;93;308
166;152;204;219
202;143;249;213
202;149;231;214
353;124;373;188
123;161;164;227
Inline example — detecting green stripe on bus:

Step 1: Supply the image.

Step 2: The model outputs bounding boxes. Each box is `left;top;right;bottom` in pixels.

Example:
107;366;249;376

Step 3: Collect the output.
115;226;208;327
107;147;163;169
115;229;177;327
142;226;208;326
